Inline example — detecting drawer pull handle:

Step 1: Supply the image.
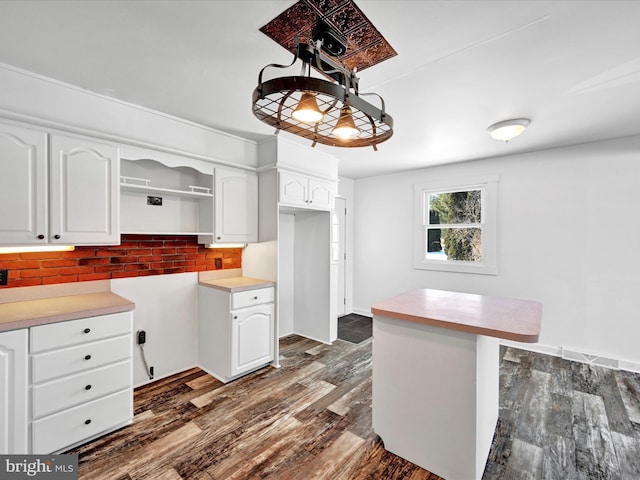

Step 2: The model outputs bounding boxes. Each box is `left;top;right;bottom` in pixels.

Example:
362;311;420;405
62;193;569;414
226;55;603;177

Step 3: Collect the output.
37;234;45;240
234;315;238;319
254;296;258;300
85;419;92;425
84;354;92;361
84;328;91;334
85;384;92;390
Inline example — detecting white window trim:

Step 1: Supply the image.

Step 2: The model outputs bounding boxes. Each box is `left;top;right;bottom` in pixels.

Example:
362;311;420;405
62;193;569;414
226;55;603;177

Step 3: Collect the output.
413;175;498;275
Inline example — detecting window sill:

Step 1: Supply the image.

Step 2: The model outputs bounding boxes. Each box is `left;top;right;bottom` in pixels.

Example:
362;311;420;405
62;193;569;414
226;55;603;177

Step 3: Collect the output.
413;260;498;275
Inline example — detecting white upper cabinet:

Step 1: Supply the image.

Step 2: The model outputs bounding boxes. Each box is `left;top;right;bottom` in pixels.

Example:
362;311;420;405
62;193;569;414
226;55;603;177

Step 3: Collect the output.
49;134;119;245
0;122;119;245
279;171;334;211
214;168;258;243
0;123;48;244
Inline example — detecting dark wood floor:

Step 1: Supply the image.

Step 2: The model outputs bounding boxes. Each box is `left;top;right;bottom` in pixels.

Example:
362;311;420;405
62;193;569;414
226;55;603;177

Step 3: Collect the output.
69;335;640;480
485;347;640;480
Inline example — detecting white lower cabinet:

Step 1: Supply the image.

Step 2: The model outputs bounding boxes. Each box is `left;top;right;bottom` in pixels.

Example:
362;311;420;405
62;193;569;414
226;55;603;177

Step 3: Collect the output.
29;311;134;454
0;329;28;454
198;285;274;383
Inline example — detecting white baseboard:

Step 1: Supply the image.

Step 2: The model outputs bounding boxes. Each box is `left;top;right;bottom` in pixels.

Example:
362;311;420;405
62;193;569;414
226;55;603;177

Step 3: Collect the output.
500;340;640;373
352;307;373;318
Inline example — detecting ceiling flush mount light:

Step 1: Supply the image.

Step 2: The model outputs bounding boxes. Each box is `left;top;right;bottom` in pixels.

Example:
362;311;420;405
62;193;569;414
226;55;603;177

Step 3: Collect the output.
252;35;393;150
487;118;531;143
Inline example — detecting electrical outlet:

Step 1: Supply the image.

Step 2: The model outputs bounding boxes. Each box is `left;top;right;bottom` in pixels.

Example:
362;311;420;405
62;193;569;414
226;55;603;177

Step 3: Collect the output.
147;196;163;206
137;330;146;345
214;258;222;269
0;269;8;286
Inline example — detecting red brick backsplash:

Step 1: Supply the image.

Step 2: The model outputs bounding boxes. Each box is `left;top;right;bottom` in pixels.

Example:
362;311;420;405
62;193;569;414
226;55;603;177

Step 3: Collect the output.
0;235;242;288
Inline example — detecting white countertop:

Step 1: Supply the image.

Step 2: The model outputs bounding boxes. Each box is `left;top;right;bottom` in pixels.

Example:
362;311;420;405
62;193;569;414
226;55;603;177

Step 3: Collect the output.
198;276;275;293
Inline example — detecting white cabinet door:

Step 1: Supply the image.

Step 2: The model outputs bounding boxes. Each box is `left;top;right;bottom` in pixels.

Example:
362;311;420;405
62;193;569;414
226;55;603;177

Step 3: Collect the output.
0;123;48;244
230;303;274;377
214;168;258;243
49;134;119;245
279;171;334;211
279;171;308;207
308;178;333;210
0;329;28;454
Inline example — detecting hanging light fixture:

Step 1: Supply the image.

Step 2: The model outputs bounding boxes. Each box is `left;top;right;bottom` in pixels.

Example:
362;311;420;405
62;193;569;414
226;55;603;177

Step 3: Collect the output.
291;91;324;123
332;105;359;139
252;34;393;150
487;118;530;143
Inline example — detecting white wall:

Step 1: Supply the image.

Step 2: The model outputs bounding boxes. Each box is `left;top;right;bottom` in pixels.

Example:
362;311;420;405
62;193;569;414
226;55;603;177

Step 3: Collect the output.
353;136;640;367
278;213;295;337
111;273;198;387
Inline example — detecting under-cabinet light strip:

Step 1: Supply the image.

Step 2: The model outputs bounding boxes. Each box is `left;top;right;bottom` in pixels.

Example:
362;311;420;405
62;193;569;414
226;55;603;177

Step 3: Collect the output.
0;245;75;254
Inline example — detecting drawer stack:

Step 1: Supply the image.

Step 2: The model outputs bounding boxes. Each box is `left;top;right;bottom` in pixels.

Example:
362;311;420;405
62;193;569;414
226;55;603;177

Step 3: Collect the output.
29;311;134;454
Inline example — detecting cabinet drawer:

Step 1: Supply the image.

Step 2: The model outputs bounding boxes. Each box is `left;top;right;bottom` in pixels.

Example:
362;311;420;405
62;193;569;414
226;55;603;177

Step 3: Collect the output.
31;335;131;383
32;388;132;454
32;360;132;419
231;287;274;310
31;311;132;353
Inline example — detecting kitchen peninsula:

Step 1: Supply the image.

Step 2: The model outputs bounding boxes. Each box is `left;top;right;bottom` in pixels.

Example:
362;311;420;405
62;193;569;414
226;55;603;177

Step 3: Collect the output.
371;288;542;480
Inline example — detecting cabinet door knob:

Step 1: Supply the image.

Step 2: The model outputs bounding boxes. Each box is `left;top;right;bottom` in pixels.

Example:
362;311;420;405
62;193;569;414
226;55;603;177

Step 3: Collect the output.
37;234;45;240
54;234;61;239
84;419;92;425
85;384;92;390
233;315;238;319
253;296;258;300
84;328;91;334
217;236;221;240
84;354;92;361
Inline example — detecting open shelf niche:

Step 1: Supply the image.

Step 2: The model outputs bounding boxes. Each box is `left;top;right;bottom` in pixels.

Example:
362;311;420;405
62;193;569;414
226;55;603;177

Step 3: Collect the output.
120;158;214;235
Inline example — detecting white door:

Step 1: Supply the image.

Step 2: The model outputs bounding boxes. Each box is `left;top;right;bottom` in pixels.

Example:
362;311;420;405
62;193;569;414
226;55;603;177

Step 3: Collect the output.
0;329;28;454
231;304;274;376
49;134;119;245
334;197;347;316
215;168;258;243
0;123;48;244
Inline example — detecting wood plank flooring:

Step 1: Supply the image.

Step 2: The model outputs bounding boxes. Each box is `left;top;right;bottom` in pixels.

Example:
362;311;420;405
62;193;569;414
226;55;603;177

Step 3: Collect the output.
69;337;640;480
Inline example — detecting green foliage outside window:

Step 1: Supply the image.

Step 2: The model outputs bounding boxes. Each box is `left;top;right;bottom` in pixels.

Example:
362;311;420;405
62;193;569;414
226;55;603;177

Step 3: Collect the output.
427;190;482;262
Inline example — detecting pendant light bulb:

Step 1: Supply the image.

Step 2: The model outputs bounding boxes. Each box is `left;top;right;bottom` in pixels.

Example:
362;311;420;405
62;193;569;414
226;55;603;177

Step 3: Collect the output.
332;105;359;139
292;92;324;123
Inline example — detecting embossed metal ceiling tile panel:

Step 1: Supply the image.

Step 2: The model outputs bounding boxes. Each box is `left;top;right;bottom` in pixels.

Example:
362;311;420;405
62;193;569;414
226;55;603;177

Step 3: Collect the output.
259;0;397;71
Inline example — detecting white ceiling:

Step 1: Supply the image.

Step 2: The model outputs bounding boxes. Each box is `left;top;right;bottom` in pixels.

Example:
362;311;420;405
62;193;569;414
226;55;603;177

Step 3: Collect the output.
0;1;639;179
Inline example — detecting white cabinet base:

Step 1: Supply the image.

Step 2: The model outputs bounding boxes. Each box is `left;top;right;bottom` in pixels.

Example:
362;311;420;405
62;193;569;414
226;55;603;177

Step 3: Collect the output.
198;285;274;384
372;315;499;480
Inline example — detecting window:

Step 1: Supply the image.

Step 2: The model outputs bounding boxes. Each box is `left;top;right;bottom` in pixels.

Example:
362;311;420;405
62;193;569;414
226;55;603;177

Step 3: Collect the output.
414;175;497;275
331;211;340;263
